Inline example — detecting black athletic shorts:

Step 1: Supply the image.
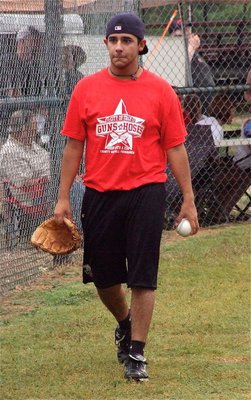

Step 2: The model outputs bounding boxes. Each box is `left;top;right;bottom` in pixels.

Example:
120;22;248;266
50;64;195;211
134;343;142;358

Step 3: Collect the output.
81;183;166;289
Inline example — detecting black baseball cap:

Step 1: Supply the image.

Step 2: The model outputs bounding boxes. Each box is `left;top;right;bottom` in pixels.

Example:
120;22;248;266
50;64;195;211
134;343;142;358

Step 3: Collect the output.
106;13;148;55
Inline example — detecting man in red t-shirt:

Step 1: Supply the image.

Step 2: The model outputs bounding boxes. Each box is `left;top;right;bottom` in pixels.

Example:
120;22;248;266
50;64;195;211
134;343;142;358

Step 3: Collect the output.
54;13;199;382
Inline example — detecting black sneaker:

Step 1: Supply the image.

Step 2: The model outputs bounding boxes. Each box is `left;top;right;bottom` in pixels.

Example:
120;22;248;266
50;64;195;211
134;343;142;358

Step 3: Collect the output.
124;353;148;381
115;325;131;364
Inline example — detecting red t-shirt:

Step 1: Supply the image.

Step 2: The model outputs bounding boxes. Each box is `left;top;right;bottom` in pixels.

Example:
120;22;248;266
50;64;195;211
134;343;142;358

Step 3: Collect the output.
61;68;187;191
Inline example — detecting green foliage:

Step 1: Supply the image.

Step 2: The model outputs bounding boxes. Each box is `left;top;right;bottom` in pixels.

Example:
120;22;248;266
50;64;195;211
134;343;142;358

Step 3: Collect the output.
191;3;250;22
1;224;250;400
143;2;251;35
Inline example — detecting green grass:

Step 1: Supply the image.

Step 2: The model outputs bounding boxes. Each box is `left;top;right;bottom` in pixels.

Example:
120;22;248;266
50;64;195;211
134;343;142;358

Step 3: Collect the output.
1;224;250;400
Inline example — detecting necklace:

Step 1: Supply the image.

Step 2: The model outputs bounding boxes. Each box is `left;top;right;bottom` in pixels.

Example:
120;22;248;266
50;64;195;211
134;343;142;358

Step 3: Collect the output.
109;66;140;81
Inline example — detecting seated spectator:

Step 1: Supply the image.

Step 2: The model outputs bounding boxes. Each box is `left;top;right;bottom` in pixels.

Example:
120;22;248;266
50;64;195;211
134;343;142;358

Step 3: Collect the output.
62;44;87;95
182;93;203;125
169;18;215;113
0;109;51;246
233;69;251;171
196;94;235;144
182;93;223;144
233;119;251;171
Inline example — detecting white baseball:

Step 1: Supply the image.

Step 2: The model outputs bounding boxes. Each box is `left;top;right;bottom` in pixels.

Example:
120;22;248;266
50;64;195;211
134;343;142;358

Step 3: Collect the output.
176;218;192;237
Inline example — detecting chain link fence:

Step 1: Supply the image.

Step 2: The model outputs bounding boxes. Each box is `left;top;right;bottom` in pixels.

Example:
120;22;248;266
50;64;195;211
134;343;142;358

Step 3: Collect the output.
0;0;250;294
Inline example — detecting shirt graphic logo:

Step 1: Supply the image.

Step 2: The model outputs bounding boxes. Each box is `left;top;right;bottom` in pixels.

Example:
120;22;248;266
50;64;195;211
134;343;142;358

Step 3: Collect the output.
96;99;145;154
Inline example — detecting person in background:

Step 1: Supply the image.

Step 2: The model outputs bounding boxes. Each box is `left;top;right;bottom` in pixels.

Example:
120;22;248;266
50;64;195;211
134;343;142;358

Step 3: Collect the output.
54;13;199;382
0;26;44;148
182;93;223;145
196;94;235;145
233;69;251;171
8;26;44;97
8;26;49;150
182;93;203;126
169;18;215;113
0;109;51;246
62;44;87;95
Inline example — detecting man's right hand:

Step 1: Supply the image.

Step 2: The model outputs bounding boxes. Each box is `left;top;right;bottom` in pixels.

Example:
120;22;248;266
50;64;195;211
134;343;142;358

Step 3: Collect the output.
54;198;72;224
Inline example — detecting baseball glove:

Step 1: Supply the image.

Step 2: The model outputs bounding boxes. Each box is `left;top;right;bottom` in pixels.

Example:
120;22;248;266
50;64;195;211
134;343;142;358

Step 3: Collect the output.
31;217;81;255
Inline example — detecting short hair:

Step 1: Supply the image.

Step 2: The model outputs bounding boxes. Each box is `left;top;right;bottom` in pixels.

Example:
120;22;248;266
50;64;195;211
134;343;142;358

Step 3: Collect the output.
70;45;87;67
208;94;235;124
63;45;87;68
8;110;34;133
183;94;202;124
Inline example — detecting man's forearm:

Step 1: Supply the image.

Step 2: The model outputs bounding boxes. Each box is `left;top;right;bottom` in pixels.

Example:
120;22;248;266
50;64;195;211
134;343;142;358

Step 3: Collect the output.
167;144;195;202
57;138;84;200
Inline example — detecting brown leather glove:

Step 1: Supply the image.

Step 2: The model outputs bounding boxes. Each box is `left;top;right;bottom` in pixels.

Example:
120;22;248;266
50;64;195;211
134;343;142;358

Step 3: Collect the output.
31;217;81;255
